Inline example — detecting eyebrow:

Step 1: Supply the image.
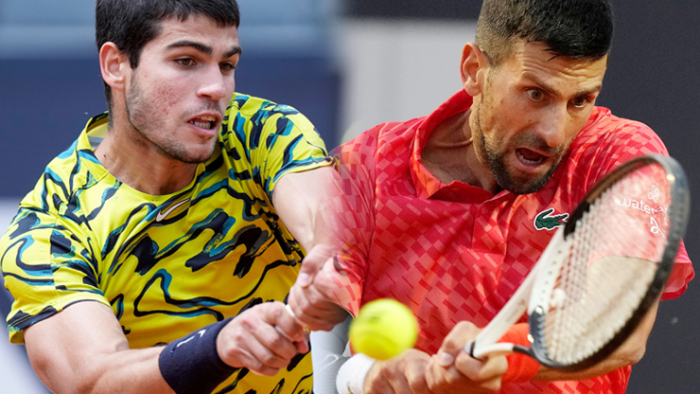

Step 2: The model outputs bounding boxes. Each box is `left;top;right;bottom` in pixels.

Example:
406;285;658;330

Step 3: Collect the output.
528;75;602;99
167;40;242;59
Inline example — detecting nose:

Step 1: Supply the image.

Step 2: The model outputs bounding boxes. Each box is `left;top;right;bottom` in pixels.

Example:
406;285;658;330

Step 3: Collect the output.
198;65;231;102
534;105;568;148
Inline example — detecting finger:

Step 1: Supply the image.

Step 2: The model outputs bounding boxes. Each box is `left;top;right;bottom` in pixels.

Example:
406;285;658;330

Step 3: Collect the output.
454;351;508;383
270;302;307;343
424;355;437;386
387;377;413;394
236;348;283;377
293;333;311;354
298;315;338;332
248;325;297;367
404;352;433;394
475;375;503;393
221;322;290;375
287;285;320;329
273;303;311;354
407;379;432;394
289;286;345;331
296;244;334;287
286;284;304;319
305;260;351;312
382;359;414;394
365;379;397;394
251;366;283;377
296;297;343;326
426;355;466;390
274;328;309;355
364;361;398;394
273;326;310;355
252;304;303;359
428;358;502;393
435;321;481;367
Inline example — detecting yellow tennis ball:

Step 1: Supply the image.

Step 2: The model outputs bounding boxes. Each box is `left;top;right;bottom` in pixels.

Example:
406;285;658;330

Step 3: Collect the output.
349;298;418;360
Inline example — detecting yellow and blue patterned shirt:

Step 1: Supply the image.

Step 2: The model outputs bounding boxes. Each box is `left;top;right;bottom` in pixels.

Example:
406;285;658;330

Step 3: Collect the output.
0;93;330;394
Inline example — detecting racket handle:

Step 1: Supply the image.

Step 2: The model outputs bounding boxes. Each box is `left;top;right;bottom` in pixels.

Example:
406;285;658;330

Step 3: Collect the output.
465;340;516;359
275;304;308;340
465;326;540;383
285;304;298;320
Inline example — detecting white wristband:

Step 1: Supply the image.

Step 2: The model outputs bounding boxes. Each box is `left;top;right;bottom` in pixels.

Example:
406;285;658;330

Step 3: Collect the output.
335;353;376;394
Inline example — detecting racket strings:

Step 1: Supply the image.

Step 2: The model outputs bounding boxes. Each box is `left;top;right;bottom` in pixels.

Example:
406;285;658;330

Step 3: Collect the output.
543;165;669;365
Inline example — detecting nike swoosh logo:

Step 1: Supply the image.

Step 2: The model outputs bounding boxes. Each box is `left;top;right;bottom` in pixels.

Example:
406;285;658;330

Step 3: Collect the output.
175;329;206;348
156;199;190;222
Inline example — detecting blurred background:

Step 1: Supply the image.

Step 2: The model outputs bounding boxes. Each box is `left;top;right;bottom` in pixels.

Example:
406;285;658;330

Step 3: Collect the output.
1;0;698;392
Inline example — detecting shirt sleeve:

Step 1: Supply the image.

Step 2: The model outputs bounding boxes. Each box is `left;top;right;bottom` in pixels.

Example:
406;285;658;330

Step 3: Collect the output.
0;204;107;344
224;94;332;199
573;113;694;299
662;239;693;300
327;126;384;316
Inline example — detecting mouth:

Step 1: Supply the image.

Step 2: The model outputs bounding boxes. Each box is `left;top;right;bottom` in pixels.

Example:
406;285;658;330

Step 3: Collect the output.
187;114;220;132
515;147;550;167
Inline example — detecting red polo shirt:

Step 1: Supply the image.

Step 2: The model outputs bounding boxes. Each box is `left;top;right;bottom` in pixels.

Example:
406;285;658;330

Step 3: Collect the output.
333;90;693;394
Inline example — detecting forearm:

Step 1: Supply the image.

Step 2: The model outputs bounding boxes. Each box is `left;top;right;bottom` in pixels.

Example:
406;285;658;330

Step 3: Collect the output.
533;300;657;382
26;302;236;394
43;347;171;394
273;166;340;252
533;351;637;382
24;303;172;394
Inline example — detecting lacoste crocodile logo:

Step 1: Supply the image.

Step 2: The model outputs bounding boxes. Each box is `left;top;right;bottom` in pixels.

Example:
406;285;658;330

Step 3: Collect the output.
534;208;569;230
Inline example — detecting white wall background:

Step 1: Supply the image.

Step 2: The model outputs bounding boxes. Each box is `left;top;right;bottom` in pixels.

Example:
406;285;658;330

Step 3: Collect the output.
337;19;477;143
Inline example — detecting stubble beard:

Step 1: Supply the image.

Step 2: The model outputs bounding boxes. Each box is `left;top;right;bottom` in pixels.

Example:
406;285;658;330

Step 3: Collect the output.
124;74;217;164
474;90;565;195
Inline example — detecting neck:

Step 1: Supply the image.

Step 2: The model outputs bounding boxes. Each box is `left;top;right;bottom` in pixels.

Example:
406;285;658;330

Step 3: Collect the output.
422;109;500;194
94;120;199;196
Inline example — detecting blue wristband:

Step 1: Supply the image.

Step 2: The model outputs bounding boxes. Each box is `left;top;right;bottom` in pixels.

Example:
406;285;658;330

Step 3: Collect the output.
159;317;236;394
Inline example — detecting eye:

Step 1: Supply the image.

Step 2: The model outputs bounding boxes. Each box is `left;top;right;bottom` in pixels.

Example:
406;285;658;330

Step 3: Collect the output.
176;58;195;67
571;96;590;108
220;62;236;73
526;88;544;101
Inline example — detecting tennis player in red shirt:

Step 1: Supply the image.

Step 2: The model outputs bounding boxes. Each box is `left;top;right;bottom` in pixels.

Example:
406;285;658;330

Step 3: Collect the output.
289;0;693;393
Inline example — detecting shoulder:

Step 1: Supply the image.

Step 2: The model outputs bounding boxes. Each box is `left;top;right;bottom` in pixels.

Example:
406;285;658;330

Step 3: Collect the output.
568;107;668;170
555;107;670;198
224;93;315;133
333;117;425;192
39;115;111;209
574;107;667;156
222;93;325;153
229;93;300;115
336;117;425;163
21;114;112;220
27;144;89;214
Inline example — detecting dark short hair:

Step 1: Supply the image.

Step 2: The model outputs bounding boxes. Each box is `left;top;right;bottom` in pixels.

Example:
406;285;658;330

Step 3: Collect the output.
96;0;241;108
475;0;613;67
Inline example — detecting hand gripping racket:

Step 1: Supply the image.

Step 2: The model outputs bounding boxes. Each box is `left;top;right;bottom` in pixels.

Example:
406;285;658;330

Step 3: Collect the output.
464;153;690;371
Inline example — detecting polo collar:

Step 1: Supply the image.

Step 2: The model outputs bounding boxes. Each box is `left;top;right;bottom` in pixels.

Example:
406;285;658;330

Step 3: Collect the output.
409;90;495;202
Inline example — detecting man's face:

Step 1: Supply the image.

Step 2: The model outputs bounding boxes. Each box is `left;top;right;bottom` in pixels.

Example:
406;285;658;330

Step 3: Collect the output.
124;15;241;163
471;41;607;194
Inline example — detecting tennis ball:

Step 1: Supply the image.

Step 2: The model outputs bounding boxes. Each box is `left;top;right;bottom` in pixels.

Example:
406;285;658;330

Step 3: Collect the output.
349;298;418;360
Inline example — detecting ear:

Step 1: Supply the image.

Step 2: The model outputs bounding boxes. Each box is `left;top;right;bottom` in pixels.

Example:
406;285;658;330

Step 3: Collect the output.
460;43;489;97
99;42;129;93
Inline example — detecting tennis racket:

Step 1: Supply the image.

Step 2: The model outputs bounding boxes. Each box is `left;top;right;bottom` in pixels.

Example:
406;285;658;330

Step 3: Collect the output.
464;153;690;371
